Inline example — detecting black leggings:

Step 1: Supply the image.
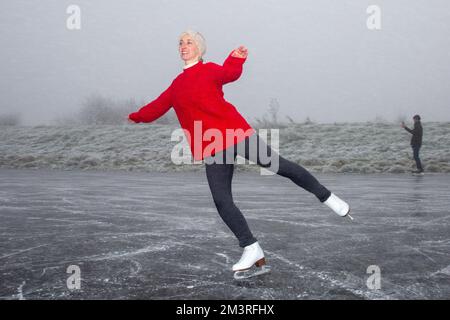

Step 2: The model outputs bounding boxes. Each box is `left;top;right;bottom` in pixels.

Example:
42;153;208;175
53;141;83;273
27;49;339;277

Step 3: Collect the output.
205;133;331;247
412;145;423;171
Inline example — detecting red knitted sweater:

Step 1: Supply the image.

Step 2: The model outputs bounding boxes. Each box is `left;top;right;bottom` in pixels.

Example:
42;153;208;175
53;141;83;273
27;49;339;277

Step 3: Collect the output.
128;51;255;161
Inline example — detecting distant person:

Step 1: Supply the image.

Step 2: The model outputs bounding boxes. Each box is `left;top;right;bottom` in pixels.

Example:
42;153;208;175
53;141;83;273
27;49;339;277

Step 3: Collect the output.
401;115;424;174
128;30;351;279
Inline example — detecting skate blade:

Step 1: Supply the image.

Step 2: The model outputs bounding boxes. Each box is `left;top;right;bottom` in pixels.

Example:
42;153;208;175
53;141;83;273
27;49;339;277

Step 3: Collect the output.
344;208;354;221
233;265;271;280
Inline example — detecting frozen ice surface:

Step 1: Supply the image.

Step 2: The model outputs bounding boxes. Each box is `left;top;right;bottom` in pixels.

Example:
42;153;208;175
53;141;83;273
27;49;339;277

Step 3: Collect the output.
0;168;449;299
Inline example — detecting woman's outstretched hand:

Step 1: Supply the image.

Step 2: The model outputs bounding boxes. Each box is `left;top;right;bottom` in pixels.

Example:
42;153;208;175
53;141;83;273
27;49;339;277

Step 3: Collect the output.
231;46;248;59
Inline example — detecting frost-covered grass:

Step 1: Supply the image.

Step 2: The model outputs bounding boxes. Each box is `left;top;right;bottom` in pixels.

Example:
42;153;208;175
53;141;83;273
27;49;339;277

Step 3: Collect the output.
278;122;450;173
1;122;449;173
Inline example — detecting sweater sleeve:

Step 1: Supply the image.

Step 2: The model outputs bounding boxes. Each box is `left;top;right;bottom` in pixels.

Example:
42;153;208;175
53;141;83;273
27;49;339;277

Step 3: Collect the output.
404;126;413;134
128;83;173;123
218;51;247;85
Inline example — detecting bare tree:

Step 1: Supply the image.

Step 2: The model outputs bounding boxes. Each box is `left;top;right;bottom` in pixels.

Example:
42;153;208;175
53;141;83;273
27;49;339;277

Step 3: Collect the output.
73;93;178;125
304;116;314;124
268;98;280;124
0;113;21;126
253;97;287;128
78;94;117;125
285;115;297;124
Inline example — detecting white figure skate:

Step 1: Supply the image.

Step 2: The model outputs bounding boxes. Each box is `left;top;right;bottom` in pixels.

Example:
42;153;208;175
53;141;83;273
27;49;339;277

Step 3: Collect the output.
233;242;271;280
324;193;353;220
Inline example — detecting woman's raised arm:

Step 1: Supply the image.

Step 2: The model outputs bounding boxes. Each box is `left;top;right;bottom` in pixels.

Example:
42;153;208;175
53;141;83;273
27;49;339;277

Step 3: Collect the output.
128;84;173;123
219;46;248;85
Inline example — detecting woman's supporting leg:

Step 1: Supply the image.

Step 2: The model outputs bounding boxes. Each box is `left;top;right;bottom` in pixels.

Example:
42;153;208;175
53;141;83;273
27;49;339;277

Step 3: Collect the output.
205;160;258;248
412;146;423;172
237;134;331;202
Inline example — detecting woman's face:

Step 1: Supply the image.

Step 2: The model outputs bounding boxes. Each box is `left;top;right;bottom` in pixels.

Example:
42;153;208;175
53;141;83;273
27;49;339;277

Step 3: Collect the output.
179;35;200;63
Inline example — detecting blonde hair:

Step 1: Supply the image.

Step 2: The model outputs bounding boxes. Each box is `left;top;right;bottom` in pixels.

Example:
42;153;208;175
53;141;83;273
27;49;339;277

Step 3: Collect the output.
179;30;206;61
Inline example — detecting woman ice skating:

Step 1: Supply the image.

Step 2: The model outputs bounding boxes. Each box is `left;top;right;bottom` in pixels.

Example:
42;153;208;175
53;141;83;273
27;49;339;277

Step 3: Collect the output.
128;30;351;279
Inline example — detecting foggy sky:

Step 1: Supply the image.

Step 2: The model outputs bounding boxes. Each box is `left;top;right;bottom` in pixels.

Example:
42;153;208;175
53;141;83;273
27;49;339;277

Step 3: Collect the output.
1;0;449;125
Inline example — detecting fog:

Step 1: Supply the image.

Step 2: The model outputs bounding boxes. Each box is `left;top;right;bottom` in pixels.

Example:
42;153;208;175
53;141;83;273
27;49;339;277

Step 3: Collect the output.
1;0;449;125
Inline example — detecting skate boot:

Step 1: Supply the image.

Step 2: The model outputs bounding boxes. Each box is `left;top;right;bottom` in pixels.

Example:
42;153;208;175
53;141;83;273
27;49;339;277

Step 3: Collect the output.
324;193;353;220
233;242;271;280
